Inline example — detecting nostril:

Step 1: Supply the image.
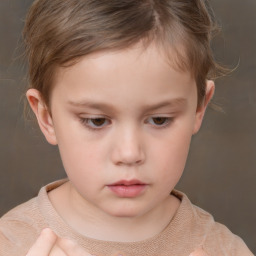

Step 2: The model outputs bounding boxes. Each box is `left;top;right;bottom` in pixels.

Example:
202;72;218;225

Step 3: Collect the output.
111;134;145;165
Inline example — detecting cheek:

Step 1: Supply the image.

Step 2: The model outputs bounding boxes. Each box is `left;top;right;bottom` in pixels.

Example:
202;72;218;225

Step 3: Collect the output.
149;128;192;185
60;144;101;171
53;118;104;168
59;144;104;198
56;130;105;183
152;129;192;167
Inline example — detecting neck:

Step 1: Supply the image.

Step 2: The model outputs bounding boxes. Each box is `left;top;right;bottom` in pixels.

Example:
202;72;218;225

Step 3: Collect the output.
49;181;180;242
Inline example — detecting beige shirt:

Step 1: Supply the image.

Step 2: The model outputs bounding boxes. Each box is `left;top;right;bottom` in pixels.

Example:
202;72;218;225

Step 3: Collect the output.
0;180;253;256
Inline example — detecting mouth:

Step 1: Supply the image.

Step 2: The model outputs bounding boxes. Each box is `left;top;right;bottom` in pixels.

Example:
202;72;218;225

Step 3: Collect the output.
107;180;147;198
110;179;146;186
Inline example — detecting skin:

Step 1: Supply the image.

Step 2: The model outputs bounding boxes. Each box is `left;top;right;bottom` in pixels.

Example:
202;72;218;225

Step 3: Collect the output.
26;228;94;256
26;43;214;253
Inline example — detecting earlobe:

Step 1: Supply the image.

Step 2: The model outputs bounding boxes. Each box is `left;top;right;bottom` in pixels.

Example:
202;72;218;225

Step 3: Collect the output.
26;89;57;145
193;80;215;134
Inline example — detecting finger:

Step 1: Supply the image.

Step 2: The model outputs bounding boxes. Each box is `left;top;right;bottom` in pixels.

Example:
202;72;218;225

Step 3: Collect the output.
58;238;94;256
26;228;58;256
49;243;67;256
189;248;210;256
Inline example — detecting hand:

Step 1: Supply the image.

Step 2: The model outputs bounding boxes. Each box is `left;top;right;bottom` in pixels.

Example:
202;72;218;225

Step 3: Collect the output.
189;248;209;256
26;228;95;256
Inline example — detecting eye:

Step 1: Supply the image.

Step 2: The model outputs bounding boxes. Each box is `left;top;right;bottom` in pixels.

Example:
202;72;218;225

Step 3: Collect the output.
80;117;110;129
147;117;172;127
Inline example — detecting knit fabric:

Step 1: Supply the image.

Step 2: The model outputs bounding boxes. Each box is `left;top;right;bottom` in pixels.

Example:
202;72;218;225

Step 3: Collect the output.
0;180;253;256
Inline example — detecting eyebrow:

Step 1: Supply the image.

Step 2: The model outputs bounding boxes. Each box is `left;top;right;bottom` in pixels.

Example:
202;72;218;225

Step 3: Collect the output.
141;98;187;112
68;98;187;112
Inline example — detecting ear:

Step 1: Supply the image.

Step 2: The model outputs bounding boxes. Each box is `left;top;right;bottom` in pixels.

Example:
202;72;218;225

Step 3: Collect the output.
193;80;215;134
26;89;57;145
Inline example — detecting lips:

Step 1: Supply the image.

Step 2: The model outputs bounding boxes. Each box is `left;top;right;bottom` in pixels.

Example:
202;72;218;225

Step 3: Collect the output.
107;179;147;198
111;179;145;186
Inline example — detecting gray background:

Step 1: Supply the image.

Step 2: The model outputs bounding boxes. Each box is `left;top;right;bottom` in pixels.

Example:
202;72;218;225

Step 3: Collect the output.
0;0;255;253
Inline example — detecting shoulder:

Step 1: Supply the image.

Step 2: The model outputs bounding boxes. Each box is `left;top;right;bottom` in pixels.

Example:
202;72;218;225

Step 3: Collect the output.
0;179;68;255
0;196;46;255
172;190;253;255
202;220;254;255
186;195;253;255
0;180;68;256
0;197;40;255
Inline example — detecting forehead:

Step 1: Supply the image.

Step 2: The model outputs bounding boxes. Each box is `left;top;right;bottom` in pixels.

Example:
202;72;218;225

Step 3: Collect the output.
56;42;192;85
51;43;197;111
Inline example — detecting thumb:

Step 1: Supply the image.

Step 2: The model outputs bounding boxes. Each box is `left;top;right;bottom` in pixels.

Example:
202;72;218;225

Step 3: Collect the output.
58;237;96;256
26;228;57;256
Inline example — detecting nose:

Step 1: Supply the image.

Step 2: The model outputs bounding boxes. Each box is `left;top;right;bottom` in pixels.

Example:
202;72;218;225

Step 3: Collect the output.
111;127;145;166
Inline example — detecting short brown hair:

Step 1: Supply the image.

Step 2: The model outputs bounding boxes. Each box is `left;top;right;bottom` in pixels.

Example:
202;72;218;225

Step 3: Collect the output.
23;0;222;108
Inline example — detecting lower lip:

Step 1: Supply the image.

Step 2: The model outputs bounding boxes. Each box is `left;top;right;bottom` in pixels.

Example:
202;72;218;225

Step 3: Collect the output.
107;184;147;198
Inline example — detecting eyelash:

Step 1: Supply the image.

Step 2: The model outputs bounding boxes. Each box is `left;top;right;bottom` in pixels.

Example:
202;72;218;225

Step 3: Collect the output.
79;116;173;131
147;117;173;129
79;117;111;131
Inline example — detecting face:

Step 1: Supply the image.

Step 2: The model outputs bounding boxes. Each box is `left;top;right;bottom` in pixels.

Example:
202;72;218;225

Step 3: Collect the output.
28;43;213;219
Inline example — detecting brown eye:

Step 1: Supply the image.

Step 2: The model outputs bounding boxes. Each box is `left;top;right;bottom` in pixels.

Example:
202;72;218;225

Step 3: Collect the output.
81;117;110;129
152;117;168;125
91;118;106;126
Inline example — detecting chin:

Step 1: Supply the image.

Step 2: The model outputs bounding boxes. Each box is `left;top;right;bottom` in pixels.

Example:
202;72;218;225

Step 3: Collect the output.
111;212;138;218
105;205;145;218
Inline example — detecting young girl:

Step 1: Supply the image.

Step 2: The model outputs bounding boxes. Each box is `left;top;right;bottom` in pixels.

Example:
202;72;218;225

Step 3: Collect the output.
0;0;253;255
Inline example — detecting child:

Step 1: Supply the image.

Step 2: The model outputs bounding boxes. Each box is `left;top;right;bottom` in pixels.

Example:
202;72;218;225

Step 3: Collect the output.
0;0;253;255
